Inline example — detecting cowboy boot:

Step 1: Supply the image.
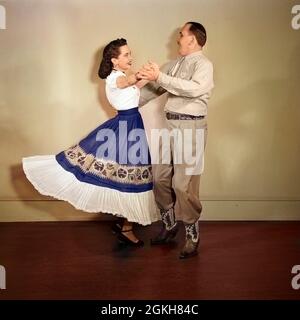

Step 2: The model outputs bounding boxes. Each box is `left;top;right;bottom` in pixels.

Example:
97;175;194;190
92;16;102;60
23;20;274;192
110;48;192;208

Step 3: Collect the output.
179;220;200;259
150;207;179;245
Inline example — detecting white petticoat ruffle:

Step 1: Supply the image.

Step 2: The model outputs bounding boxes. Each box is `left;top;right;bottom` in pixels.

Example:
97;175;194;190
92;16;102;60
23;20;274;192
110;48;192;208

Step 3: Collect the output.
22;155;160;226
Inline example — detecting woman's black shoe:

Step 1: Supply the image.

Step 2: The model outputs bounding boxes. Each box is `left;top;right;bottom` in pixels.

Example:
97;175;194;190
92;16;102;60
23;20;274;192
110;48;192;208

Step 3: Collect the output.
117;229;144;247
111;218;124;234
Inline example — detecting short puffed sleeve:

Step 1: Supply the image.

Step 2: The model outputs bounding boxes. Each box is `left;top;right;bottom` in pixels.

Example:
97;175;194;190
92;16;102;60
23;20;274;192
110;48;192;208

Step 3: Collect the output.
106;70;125;89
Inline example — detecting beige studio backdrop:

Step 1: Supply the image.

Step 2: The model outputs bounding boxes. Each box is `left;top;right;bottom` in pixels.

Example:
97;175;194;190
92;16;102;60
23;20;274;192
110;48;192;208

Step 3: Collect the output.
0;0;299;221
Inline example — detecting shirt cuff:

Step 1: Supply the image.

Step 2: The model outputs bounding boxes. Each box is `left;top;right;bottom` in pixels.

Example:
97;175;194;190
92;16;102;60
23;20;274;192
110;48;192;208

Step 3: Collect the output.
156;71;165;85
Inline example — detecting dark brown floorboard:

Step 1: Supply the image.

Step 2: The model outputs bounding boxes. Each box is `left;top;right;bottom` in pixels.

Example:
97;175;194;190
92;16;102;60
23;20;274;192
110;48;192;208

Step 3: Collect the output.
0;221;300;299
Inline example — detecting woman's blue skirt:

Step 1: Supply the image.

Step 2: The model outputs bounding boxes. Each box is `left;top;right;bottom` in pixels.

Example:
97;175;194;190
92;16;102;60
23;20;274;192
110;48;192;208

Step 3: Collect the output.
55;107;153;193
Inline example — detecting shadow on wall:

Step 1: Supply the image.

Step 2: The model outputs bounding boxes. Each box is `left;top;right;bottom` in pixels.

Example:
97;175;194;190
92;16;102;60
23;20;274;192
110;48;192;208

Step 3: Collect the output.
8;46;118;220
203;44;300;200
89;46;116;119
9;45;120;219
166;27;180;61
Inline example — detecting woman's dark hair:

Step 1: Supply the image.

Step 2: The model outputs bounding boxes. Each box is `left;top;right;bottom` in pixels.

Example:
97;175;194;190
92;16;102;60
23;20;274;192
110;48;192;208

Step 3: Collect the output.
98;38;127;79
186;22;207;47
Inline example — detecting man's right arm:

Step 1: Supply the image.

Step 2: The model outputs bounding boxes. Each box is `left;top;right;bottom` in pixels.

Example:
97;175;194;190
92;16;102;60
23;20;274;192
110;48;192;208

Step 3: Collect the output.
156;60;214;98
139;60;176;106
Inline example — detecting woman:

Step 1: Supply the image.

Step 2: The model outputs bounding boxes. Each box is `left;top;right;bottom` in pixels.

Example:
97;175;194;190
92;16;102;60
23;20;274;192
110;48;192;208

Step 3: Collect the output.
22;38;159;246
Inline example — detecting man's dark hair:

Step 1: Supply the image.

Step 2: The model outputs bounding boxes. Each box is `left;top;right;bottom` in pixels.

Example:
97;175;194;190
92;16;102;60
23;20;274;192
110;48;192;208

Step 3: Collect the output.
186;22;207;47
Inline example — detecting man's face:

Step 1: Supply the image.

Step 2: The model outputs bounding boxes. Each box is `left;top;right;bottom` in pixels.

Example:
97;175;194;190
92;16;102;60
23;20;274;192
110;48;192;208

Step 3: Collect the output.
177;24;193;56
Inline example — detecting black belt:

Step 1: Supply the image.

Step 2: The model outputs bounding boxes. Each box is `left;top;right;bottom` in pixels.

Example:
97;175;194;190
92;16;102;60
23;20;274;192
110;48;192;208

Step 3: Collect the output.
166;112;205;120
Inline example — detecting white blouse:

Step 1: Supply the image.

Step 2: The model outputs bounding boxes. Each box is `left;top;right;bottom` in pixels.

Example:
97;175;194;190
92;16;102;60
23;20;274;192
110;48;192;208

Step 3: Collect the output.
105;70;140;110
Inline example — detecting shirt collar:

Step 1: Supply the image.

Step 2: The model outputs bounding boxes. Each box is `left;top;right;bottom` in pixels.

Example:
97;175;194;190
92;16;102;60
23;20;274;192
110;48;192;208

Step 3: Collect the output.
182;50;203;60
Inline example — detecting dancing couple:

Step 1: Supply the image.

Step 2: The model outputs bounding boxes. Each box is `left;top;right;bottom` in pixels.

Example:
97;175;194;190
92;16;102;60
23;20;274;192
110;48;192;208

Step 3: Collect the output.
22;21;214;259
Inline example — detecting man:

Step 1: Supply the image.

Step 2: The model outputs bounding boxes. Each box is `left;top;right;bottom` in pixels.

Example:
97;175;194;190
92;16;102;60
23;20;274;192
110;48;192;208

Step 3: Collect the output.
139;22;214;259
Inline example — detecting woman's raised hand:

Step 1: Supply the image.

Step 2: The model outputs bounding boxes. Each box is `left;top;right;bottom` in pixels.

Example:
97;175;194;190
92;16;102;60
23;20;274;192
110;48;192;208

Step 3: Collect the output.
138;61;160;81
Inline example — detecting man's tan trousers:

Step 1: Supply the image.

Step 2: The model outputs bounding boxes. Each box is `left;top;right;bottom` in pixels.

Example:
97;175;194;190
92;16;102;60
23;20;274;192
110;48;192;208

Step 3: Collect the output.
152;117;208;224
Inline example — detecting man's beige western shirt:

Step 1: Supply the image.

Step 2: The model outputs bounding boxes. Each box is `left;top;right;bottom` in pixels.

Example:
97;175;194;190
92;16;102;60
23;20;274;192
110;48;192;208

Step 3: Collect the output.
140;50;214;116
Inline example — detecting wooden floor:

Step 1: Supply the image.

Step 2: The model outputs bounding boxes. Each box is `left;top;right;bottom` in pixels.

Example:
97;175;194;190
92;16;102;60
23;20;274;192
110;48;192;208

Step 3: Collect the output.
0;221;300;300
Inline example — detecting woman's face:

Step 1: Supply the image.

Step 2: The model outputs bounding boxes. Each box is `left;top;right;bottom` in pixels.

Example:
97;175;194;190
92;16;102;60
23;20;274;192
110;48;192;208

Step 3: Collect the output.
112;45;133;71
